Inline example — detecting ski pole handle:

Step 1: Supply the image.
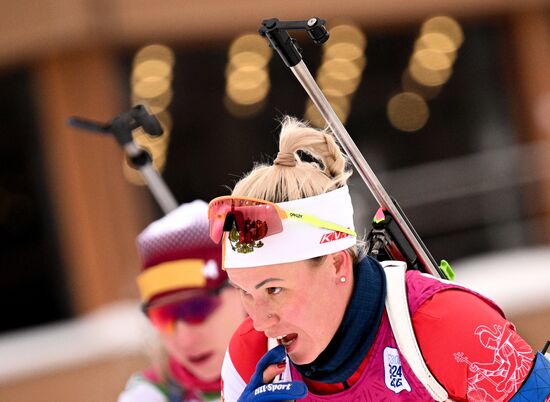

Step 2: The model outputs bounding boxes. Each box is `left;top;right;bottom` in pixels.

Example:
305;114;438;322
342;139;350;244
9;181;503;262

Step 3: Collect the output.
69;105;178;215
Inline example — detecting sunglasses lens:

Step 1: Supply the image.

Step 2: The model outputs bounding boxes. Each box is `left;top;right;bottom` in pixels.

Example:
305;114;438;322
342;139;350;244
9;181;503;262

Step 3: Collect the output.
208;199;284;244
147;294;221;331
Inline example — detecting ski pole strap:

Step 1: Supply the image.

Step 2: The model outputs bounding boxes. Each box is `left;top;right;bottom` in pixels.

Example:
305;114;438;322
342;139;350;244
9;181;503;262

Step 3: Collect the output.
382;261;452;401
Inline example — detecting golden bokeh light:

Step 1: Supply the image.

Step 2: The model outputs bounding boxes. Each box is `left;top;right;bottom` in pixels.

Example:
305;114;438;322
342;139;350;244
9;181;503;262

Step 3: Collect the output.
319;58;363;82
413;48;452;72
229;34;272;60
133;76;171;99
227;67;268;91
324;42;365;63
318;73;361;95
154;110;173;133
225;32;272;113
408;58;452;87
324;90;351;112
133;44;175;67
132;89;173;114
401;70;442;100
229;51;270;70
132;59;173;83
127;43;175;185
224;96;266;118
392;16;462;133
326;24;367;50
226;80;270;105
307;22;366;125
421;16;464;48
416;32;458;61
387;92;430;132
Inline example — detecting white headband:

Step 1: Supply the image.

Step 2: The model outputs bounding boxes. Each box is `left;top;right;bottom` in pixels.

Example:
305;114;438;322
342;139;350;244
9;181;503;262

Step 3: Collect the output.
222;186;357;268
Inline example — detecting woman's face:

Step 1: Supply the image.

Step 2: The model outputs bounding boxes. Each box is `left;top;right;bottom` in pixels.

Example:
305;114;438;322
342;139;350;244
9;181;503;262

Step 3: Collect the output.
158;287;245;381
227;252;352;365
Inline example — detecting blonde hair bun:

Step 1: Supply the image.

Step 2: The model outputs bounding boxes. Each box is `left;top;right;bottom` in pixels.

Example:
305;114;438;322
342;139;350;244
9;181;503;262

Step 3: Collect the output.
232;116;352;203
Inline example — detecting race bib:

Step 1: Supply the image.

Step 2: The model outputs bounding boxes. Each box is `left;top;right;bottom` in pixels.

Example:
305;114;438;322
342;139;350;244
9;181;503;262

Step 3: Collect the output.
383;347;412;394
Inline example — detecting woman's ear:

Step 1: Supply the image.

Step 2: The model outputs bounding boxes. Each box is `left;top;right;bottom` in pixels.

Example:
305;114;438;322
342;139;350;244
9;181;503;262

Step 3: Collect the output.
331;250;352;281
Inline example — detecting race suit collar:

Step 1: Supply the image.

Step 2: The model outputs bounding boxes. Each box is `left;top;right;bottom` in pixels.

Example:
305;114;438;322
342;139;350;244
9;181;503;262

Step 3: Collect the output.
293;256;386;383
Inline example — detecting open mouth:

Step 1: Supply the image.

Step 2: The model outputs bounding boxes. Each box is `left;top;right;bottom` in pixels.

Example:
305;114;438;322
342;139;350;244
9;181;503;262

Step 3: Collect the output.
276;333;298;349
188;351;214;364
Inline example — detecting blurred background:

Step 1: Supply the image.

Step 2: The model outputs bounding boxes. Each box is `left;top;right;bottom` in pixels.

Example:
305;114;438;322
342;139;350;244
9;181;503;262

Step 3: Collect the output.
0;1;549;401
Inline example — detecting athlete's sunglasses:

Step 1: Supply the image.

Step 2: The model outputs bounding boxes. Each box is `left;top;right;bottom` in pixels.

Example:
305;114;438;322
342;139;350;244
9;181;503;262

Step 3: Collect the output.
207;195;356;245
143;282;228;332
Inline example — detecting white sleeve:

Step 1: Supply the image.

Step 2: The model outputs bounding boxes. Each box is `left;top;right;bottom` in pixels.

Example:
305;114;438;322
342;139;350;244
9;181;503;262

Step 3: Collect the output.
221;348;247;402
117;375;167;402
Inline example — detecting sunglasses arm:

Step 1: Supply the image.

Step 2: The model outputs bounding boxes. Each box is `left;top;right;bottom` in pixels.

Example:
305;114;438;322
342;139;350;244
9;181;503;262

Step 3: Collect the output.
259;18;448;280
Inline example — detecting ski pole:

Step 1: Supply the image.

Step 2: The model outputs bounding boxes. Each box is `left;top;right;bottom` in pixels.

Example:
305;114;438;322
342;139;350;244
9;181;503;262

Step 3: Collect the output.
68;105;179;214
259;18;447;279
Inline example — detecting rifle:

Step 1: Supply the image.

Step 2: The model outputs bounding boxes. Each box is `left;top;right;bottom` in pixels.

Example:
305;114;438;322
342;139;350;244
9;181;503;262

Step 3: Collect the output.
259;18;454;280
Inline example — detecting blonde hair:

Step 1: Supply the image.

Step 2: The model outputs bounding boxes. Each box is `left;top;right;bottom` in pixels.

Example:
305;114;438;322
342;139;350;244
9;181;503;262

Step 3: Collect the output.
232;116;364;263
232;116;352;202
